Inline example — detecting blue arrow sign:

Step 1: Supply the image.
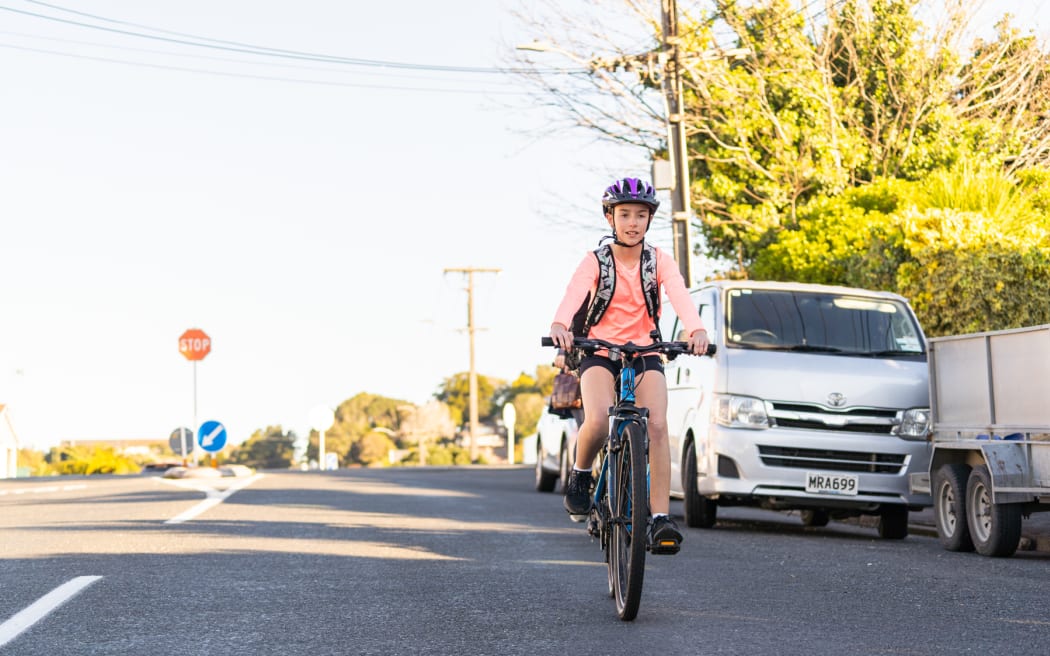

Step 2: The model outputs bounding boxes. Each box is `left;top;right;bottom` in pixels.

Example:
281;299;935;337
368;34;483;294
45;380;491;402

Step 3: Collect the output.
198;420;227;453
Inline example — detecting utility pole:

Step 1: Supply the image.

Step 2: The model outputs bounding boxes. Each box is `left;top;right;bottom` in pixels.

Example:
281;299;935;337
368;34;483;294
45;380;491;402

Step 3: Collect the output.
662;0;692;287
444;266;500;462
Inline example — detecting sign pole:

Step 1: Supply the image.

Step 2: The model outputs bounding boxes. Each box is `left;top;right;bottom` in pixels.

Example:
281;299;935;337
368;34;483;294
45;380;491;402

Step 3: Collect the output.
179;426;188;466
178;328;211;468
192;361;199;467
309;406;336;471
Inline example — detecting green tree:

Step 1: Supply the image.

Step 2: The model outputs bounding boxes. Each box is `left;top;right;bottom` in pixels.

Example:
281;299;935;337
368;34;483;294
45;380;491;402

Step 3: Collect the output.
894;207;1050;335
511;392;546;438
434;372;503;426
751;169;1050;336
306;392;411;466
230;426;296;469
399;401;456;466
351;431;396;467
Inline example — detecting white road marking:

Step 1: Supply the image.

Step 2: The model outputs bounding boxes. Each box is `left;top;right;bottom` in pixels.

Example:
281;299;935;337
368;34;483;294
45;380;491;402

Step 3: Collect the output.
161;474;263;524
0;484;87;497
0;576;102;648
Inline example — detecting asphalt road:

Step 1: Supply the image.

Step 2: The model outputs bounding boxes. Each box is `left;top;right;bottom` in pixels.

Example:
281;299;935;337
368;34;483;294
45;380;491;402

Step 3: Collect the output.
1;467;1048;656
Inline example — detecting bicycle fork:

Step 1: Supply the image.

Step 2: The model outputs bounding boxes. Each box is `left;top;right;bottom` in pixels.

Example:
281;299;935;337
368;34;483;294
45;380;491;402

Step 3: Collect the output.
588;413;650;543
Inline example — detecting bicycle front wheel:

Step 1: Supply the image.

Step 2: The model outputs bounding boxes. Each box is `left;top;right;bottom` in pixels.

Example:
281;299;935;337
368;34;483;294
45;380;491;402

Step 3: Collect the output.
609;420;648;621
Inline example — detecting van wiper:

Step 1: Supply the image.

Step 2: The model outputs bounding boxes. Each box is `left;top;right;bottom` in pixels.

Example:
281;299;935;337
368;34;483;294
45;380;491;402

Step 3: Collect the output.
730;342;782;350
862;349;924;357
785;344;843;353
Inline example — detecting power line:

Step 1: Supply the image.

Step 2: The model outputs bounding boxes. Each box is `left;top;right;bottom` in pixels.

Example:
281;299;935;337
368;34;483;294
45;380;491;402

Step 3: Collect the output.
0;29;526;87
0;41;534;95
4;2;584;75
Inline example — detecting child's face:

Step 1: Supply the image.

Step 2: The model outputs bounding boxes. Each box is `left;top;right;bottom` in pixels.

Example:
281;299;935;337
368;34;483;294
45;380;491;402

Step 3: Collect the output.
606;203;651;245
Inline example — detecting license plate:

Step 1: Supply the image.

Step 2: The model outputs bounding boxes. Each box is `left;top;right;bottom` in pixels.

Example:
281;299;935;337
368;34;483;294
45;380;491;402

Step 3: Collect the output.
805;472;858;496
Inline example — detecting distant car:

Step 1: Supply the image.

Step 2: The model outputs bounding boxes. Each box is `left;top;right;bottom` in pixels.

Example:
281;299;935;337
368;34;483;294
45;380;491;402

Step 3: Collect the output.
534;402;579;493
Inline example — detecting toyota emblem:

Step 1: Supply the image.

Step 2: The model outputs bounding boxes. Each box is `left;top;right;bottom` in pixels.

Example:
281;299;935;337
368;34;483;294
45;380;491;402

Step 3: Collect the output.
827;392;847;408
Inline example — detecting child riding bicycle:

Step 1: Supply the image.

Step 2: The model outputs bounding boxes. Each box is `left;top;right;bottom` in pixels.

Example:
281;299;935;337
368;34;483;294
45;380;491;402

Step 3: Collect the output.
549;176;709;553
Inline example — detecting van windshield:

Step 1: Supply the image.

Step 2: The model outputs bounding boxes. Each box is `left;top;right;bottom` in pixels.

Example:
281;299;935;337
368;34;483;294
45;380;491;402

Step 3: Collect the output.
725;289;924;356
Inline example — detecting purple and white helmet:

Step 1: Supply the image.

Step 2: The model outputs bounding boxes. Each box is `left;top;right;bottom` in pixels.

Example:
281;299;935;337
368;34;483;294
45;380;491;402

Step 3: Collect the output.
601;177;659;215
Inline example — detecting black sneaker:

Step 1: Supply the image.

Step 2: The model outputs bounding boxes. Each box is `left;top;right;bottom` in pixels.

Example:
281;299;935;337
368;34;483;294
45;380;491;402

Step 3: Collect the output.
563;470;593;515
648;515;683;555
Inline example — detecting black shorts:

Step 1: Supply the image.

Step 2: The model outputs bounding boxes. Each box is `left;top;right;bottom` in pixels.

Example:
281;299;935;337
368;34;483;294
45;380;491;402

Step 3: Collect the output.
579;354;664;378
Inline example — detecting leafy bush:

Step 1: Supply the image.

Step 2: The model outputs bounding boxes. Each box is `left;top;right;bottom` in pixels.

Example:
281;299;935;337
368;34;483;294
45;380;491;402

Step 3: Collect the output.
895;208;1050;335
751;172;1050;337
48;446;140;475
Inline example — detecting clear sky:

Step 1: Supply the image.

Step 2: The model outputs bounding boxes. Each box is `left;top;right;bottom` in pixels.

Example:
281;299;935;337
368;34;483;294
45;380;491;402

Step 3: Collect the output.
1;0;1046;450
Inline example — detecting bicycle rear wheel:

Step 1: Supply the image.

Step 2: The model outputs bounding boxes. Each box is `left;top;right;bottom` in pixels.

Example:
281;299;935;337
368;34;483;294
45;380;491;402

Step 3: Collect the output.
609;420;648;621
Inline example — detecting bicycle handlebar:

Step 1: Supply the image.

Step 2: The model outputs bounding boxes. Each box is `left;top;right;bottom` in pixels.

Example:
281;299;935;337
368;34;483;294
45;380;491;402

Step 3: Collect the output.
541;336;716;358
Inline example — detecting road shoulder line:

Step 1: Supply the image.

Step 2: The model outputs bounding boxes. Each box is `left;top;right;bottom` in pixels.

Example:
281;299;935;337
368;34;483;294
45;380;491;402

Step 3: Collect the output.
0;576;102;648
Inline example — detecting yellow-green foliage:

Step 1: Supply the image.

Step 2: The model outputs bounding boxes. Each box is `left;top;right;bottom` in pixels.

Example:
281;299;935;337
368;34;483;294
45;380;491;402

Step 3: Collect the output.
402;441;471;466
752;169;1050;337
511;392;545;438
16;448;55;476
895;208;1050;336
915;160;1030;222
354;431;395;467
49;445;141;475
750;179;908;289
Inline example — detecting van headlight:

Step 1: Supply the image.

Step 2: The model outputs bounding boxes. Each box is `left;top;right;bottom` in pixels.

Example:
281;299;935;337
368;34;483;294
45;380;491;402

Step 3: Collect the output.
896;408;930;440
715;395;769;429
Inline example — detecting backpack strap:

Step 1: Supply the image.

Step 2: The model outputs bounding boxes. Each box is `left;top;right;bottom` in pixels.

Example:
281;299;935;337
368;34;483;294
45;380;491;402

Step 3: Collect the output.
564;245;615;371
583;244;616;330
640;242;659;323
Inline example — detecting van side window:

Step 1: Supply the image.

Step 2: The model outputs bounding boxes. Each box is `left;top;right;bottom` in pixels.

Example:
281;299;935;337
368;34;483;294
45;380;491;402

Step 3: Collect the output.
673;292;708;341
659;303;679;342
698;302;715;341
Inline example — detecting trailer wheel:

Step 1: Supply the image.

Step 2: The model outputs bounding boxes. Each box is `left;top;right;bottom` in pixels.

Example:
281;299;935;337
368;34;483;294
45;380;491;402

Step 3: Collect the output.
933;464;974;552
965;465;1022;557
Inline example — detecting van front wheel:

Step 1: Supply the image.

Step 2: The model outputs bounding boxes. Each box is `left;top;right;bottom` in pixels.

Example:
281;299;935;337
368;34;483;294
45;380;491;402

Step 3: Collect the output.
682;444;717;529
878;506;908;539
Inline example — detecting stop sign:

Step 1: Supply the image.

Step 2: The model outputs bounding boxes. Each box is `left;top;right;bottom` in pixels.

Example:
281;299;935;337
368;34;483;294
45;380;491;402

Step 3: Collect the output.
179;328;211;361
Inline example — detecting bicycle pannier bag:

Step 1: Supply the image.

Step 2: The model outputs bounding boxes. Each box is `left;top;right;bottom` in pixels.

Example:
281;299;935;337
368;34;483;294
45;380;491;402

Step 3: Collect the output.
551;372;582;410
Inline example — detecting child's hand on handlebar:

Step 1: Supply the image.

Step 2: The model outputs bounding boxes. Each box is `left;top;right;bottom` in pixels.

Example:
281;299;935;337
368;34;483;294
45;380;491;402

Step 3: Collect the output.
689;329;710;356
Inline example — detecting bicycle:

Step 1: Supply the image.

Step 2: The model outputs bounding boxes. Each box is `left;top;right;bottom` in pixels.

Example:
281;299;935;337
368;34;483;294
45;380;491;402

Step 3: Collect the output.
541;335;716;621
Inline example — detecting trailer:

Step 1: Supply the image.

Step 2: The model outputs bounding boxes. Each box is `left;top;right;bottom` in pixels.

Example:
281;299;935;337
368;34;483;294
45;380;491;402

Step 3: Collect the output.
914;324;1050;557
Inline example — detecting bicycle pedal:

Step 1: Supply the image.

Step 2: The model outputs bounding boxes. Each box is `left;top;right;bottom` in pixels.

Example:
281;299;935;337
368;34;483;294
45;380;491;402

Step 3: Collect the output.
648;539;681;555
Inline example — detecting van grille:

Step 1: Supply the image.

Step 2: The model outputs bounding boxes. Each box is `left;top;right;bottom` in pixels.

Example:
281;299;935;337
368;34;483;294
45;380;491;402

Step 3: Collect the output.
757;445;906;474
768;402;898;435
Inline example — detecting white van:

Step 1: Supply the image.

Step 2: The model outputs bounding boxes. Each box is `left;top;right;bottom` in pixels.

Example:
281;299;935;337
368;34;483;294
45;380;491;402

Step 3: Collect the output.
660;280;932;538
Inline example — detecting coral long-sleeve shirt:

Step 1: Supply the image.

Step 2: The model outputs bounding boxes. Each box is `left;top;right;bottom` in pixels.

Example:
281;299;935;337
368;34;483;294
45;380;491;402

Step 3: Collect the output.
553;245;704;345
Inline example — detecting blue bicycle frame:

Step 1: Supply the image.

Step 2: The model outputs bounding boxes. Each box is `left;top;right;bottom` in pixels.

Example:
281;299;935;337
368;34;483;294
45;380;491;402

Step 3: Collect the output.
591;359;650;535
